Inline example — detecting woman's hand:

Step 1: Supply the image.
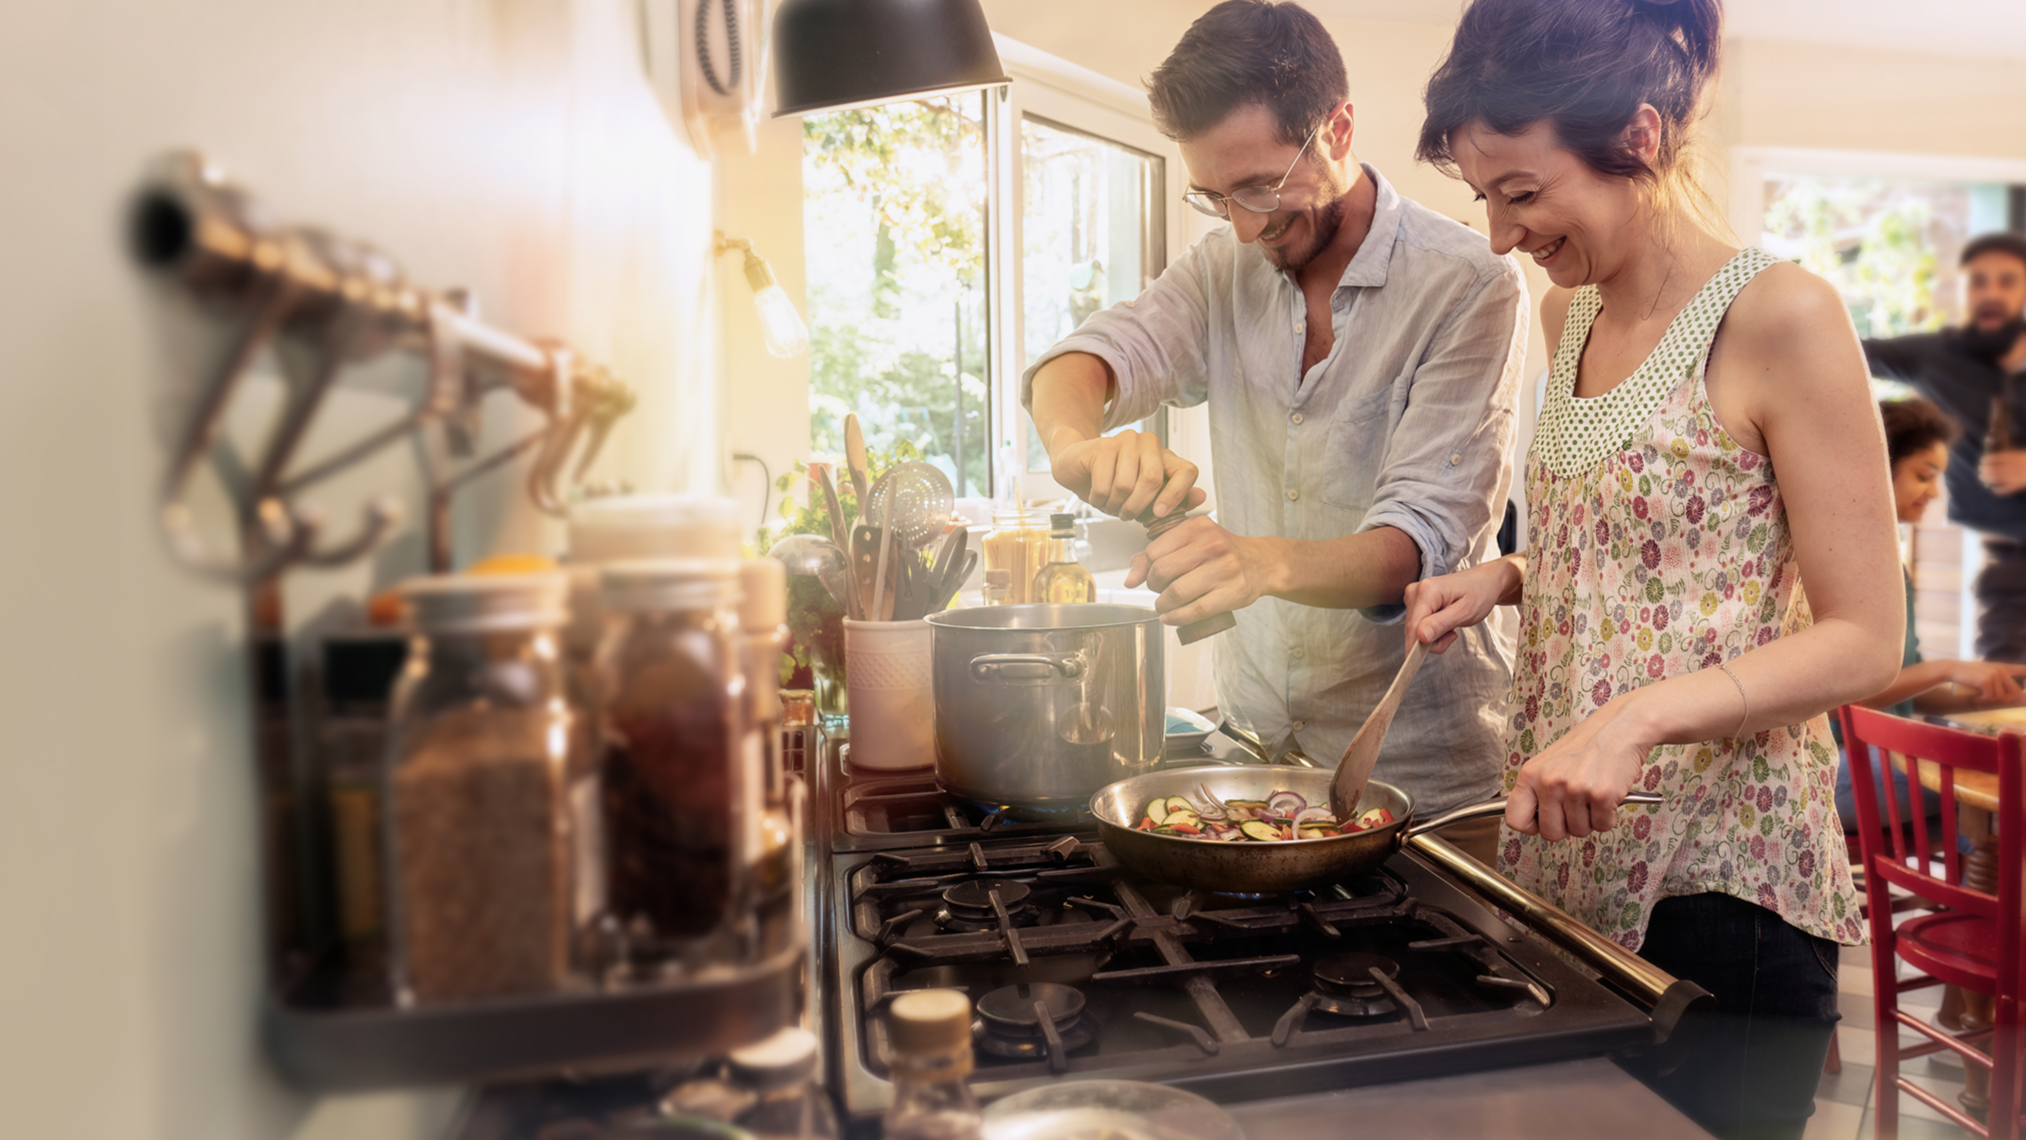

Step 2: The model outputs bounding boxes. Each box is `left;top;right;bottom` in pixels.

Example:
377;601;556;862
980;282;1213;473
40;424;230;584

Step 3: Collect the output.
1401;556;1523;653
1506;693;1658;841
1945;659;2026;704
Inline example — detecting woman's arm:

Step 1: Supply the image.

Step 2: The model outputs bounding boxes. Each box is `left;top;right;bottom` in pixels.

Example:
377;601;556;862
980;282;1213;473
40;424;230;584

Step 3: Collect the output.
1874;659;2026;712
1511;262;1906;841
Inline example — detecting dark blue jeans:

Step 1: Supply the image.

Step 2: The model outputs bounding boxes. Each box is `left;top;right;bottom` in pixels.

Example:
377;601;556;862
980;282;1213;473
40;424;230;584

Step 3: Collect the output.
1633;893;1842;1140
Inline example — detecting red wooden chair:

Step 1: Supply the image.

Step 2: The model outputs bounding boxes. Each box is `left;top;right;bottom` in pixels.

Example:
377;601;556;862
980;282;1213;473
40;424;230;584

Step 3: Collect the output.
1839;706;2023;1140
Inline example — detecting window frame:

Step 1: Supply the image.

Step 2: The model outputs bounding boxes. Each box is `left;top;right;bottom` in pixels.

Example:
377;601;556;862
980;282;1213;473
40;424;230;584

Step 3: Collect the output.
987;36;1193;505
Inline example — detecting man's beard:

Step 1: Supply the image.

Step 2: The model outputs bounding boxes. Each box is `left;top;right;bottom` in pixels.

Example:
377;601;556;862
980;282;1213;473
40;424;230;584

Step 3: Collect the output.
1262;170;1350;272
1956;316;2026;363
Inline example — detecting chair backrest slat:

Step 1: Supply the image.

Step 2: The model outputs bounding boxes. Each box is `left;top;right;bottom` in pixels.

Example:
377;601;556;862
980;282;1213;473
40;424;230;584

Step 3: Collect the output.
1837;706;2019;934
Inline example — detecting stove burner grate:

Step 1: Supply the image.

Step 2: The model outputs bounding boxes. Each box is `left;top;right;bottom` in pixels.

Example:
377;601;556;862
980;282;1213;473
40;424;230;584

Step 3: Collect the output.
973;983;1096;1072
936;879;1036;932
1310;952;1401;1018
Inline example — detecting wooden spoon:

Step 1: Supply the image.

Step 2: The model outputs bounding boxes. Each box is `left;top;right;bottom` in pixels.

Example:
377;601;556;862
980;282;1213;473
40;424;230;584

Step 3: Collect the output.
1328;639;1429;823
844;414;871;509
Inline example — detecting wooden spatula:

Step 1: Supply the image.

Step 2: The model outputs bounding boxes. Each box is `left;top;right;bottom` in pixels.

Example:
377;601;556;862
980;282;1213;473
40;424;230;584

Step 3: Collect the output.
1329;639;1429;823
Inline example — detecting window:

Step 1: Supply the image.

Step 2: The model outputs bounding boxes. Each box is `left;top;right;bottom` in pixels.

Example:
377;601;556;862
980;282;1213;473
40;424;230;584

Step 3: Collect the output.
1019;117;1166;471
802;94;992;496
796;43;1187;504
1760;174;2011;341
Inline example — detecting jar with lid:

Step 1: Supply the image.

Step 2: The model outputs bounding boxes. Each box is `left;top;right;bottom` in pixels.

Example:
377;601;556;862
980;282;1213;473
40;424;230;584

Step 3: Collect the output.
728;1028;839;1140
736;558;800;962
383;572;592;1006
596;559;756;974
981;508;1051;605
884;989;983;1140
564;496;744;708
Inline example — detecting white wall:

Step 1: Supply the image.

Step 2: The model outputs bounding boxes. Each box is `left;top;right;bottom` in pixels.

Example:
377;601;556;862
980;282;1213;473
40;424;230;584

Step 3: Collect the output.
0;3;717;1138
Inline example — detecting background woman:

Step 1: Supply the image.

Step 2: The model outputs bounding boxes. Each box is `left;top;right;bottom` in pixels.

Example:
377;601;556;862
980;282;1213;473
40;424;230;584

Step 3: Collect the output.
1835;397;2026;830
1407;0;1905;1136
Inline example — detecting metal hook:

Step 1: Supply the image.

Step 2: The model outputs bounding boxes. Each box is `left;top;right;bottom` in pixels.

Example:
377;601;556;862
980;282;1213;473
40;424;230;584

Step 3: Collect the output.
155;235;306;583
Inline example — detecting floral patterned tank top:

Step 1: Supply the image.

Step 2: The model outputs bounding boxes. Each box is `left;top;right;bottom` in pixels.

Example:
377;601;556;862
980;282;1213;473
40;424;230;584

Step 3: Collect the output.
1501;248;1865;950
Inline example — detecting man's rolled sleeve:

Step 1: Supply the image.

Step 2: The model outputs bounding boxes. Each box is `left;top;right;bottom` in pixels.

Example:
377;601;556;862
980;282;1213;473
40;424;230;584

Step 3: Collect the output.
1357;260;1528;619
1020;238;1217;428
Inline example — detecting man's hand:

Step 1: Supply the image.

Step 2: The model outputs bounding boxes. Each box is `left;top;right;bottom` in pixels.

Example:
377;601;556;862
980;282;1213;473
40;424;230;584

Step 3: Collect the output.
1980;448;2026;495
1050;428;1207;520
1123;515;1277;627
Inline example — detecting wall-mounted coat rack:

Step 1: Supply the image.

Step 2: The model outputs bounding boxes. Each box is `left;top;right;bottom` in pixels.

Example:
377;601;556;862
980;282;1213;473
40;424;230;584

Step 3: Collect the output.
128;150;637;580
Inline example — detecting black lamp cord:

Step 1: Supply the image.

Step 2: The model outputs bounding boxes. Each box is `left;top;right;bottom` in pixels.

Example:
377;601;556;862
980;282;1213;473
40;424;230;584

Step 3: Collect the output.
696;0;742;97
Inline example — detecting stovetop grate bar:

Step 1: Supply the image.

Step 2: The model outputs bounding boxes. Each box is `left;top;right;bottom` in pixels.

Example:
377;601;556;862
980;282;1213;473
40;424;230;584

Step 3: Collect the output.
989;887;1032;967
1271;992;1321;1047
1369;967;1428;1030
1091;953;1303;986
1033;1000;1067;1073
1134;1011;1220;1055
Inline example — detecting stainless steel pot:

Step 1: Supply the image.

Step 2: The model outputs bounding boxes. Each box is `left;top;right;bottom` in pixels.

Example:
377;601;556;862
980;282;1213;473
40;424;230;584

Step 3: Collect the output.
925;603;1165;812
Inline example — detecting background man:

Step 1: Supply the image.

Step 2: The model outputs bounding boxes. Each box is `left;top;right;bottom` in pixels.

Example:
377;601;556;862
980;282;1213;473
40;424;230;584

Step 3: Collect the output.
1023;0;1528;857
1865;232;2026;661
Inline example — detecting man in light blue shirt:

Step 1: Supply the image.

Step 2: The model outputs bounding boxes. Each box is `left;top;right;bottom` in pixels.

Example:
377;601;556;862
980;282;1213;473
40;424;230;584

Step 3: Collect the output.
1024;1;1526;840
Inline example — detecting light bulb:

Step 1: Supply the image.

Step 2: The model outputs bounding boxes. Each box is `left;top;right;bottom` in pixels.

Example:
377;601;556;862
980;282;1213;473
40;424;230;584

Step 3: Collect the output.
752;282;810;359
740;248;809;359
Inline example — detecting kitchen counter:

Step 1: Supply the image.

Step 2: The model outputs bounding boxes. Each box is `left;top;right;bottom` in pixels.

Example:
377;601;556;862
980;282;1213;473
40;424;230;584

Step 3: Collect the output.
1226;1055;1712;1138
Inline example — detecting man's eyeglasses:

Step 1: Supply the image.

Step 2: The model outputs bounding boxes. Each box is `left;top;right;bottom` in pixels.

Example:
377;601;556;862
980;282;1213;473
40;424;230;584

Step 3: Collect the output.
1182;123;1323;219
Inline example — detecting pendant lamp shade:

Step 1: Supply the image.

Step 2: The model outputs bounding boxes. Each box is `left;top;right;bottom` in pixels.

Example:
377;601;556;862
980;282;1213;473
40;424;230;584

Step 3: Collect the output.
771;0;1010;117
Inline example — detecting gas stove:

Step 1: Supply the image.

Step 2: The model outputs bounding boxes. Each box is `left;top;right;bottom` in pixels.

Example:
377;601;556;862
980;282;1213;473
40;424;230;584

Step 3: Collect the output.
812;741;1684;1137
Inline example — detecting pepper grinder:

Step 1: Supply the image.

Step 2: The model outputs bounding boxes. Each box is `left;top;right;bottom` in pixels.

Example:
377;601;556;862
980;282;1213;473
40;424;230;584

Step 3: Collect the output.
1141;508;1239;646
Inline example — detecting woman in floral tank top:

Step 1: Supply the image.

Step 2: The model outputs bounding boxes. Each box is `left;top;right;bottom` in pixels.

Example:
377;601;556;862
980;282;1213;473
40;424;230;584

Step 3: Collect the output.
1411;1;1904;1138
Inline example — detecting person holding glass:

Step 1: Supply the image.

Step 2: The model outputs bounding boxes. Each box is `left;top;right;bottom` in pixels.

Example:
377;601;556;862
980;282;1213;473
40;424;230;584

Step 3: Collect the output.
1403;0;1904;1135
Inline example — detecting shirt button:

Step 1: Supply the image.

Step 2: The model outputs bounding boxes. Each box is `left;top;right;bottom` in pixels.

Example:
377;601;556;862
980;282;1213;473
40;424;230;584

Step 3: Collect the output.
1286;489;1299;501
1449;452;1462;465
1291;648;1305;660
1291;412;1304;425
1292;719;1306;731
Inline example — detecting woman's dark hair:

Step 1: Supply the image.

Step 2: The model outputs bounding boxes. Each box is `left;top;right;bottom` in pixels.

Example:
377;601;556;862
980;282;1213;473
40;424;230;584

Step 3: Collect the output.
1880;397;1958;469
1146;0;1347;145
1416;0;1721;205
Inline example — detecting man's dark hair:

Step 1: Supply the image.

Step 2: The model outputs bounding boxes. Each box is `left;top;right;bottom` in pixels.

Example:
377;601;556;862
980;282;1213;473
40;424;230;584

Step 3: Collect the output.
1960;232;2026;270
1880;397;1958;469
1146;1;1347;145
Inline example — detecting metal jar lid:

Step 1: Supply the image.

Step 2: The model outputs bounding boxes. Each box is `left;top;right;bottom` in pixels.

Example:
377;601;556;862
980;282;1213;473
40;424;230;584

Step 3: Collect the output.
600;558;742;614
726;1026;819;1091
399;572;569;633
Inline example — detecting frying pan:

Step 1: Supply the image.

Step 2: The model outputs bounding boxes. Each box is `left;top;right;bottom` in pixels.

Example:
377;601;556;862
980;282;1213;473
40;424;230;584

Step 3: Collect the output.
1090;765;1661;895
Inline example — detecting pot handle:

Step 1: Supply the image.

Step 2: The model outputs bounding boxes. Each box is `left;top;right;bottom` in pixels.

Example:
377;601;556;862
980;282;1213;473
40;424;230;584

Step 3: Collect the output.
1404;790;1664;839
969;652;1086;682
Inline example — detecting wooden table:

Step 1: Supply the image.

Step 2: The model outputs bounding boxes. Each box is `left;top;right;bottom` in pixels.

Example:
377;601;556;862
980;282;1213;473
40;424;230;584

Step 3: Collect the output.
1904;711;2012;1119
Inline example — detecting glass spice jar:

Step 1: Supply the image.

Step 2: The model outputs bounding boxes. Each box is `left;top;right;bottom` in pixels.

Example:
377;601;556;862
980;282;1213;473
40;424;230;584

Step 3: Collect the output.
981;508;1051;605
383;572;591;1006
596;559;756;975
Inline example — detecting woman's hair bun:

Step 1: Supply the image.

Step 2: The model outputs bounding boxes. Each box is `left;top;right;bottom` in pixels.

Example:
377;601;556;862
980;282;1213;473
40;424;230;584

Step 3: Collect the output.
1419;0;1724;192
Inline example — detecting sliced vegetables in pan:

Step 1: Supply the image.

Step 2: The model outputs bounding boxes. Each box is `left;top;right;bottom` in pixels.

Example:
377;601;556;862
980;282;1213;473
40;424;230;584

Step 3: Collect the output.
1134;788;1394;841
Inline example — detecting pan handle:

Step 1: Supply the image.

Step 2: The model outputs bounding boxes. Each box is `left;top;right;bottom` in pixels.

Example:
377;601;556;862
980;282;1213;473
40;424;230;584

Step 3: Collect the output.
969;652;1085;682
1405;790;1665;839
